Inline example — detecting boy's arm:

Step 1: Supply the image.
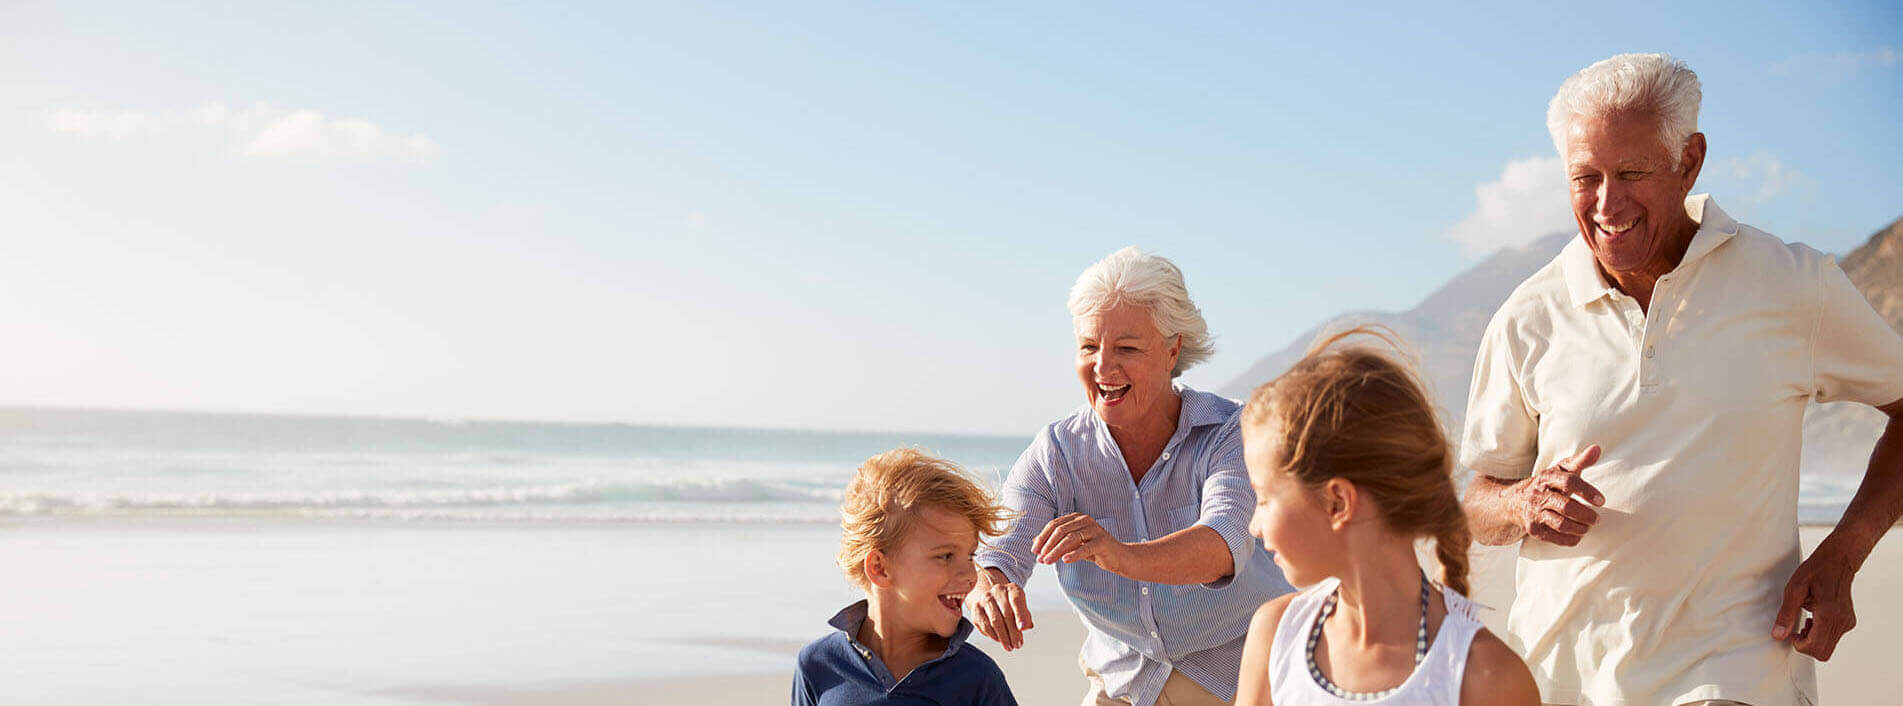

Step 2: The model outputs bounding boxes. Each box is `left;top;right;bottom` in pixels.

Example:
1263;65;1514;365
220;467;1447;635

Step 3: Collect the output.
789;665;818;706
978;660;1018;706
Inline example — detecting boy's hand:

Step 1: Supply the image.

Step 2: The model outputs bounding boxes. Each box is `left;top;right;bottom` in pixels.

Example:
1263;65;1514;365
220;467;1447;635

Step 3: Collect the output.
971;567;1033;651
1033;512;1129;571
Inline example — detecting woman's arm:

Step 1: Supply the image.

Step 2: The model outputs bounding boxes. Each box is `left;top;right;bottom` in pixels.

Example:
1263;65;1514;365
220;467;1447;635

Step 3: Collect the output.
1037;517;1232;584
972;436;1061;650
1234;594;1293;706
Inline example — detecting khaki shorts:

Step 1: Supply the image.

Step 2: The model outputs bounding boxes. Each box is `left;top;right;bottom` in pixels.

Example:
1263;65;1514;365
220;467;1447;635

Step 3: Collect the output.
1081;652;1230;706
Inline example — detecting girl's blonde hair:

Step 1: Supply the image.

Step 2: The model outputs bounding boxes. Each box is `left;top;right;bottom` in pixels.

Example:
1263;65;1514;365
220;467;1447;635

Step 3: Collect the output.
1240;326;1472;594
836;448;1015;590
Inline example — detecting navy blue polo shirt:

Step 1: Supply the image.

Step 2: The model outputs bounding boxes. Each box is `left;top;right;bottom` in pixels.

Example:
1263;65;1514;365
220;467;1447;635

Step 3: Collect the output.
791;600;1016;705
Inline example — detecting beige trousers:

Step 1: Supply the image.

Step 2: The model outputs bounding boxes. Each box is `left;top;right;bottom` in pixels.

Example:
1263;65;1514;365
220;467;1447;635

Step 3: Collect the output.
1081;653;1231;706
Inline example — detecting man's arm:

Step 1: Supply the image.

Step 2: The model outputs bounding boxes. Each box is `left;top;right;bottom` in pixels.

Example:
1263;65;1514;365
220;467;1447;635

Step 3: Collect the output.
1774;398;1903;660
1462;446;1605;547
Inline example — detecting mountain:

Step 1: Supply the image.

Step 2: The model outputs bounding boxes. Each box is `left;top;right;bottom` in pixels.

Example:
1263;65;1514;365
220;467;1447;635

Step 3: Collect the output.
1217;230;1572;432
1222;214;1903;478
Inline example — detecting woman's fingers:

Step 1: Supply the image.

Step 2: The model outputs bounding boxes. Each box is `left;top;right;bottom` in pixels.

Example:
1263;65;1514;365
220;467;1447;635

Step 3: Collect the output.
1032;512;1080;555
1037;515;1103;563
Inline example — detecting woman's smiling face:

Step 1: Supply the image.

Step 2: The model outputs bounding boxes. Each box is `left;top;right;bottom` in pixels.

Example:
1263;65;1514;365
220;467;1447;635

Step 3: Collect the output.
1073;302;1180;431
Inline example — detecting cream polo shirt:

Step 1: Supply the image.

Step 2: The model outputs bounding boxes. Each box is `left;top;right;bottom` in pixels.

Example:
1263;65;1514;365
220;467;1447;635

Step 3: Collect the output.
1460;195;1903;706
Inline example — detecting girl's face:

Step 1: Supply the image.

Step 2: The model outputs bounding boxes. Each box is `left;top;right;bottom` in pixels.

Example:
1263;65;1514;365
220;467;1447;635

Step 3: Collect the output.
1244;422;1341;588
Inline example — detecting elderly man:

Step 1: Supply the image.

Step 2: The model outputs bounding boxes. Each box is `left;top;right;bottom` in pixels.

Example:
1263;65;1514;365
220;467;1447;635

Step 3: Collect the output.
1460;53;1903;706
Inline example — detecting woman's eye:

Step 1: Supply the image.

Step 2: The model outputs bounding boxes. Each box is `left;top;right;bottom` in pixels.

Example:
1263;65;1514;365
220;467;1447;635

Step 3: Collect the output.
1118;346;1139;353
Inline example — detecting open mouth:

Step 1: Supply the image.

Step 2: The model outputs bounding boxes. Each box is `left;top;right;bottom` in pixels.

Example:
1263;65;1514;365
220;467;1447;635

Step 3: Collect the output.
1096;383;1131;405
1597;218;1638;238
938;592;966;614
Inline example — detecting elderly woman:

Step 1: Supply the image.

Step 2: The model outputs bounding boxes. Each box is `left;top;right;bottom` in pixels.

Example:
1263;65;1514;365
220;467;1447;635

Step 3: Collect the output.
971;247;1293;706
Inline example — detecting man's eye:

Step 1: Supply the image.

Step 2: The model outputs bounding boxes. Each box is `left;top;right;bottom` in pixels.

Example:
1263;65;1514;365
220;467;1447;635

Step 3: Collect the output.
1118;346;1139;353
1620;170;1647;180
1081;344;1099;352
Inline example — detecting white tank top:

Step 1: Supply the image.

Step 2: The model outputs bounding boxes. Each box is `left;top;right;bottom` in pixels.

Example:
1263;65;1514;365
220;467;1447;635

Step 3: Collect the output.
1266;577;1482;706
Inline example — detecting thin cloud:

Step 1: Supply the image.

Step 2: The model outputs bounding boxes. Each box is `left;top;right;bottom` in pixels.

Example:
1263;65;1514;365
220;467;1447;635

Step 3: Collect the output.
1443;155;1573;256
1770;46;1898;78
1723;152;1800;204
44;109;155;139
43;101;437;164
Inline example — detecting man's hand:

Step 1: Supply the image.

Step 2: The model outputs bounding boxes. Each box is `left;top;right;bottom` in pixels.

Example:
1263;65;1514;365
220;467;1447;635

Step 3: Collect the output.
1033;512;1130;571
1774;541;1861;660
970;567;1033;651
1512;446;1605;546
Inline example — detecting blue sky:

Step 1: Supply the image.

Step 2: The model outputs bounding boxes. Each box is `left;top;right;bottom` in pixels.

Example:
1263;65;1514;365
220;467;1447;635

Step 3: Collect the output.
2;1;1899;435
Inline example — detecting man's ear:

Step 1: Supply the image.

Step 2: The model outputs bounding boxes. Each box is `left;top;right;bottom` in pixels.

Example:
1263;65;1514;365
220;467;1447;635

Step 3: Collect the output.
1323;478;1358;531
1679;132;1707;188
864;549;895;588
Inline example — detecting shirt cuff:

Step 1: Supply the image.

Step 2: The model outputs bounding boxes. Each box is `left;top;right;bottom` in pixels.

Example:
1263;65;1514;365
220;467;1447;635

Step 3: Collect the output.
1194;514;1254;590
1460;450;1537;480
975;549;1030;588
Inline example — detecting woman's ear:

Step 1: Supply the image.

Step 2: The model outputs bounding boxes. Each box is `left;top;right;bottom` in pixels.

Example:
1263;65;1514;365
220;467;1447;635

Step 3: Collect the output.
864;549;895;588
1323;478;1358;531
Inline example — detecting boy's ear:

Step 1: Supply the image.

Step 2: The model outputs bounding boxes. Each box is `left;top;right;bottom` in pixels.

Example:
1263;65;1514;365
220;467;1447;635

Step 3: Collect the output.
1323;478;1357;531
864;549;895;588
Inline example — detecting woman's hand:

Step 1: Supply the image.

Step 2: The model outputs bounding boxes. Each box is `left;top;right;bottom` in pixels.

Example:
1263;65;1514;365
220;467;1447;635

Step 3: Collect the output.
970;567;1033;651
1034;512;1131;572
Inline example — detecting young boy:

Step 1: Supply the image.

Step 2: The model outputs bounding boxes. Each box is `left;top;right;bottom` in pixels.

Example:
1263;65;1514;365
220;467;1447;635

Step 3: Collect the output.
792;448;1019;705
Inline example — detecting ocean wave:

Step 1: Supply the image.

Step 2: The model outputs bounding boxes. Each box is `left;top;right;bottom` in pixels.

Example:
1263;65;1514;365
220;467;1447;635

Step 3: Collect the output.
0;477;844;517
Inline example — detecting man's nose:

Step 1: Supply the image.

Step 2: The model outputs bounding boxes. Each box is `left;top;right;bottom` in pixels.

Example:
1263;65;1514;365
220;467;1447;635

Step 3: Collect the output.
1596;180;1631;220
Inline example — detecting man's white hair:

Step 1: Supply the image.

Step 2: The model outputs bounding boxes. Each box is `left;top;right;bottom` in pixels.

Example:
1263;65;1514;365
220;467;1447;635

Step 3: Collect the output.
1546;53;1702;168
1067;246;1213;378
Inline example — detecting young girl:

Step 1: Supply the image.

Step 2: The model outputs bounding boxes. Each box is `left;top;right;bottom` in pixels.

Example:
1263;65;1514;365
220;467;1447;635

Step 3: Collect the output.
1234;327;1538;706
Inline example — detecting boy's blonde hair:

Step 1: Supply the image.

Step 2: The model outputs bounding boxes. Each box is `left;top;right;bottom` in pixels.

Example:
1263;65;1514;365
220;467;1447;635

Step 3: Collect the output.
836;448;1015;590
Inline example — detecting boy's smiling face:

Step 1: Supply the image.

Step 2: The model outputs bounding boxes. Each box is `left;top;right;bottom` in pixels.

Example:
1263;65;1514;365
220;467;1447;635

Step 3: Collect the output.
874;505;981;639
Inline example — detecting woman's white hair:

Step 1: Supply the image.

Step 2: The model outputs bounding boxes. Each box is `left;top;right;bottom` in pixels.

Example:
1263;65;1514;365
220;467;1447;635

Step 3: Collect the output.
1546;53;1702;168
1068;246;1213;378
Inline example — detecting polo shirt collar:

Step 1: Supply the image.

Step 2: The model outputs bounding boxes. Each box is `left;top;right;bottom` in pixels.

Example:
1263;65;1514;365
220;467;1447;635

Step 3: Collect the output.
826;599;974;669
1560;193;1739;309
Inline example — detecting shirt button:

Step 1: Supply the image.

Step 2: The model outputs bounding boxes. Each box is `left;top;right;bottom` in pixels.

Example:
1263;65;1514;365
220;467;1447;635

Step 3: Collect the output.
1141;586;1150;595
1151;631;1159;638
1644;345;1657;359
1160;452;1170;461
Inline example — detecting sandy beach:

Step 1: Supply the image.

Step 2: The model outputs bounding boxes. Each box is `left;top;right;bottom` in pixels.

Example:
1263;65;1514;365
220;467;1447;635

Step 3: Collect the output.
619;525;1898;705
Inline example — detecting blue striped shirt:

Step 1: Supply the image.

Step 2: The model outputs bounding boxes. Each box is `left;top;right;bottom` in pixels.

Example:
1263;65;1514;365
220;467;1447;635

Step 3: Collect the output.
976;384;1293;706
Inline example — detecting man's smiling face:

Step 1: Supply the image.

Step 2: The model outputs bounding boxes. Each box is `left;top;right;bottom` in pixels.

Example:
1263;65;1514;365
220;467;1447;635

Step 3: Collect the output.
1564;110;1704;280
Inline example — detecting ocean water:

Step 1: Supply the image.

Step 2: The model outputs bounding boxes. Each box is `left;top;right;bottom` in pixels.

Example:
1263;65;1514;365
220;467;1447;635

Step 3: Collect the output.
0;406;1050;705
0;406;1029;523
